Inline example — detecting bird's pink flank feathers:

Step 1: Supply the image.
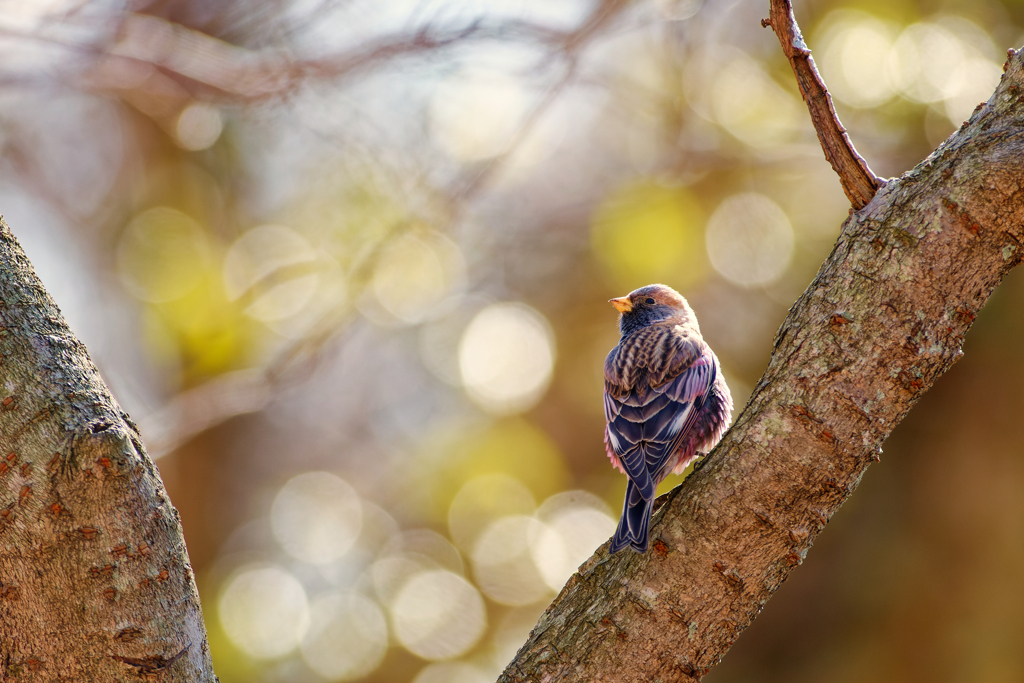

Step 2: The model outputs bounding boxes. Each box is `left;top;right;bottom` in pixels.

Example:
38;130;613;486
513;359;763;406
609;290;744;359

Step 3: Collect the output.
604;428;625;474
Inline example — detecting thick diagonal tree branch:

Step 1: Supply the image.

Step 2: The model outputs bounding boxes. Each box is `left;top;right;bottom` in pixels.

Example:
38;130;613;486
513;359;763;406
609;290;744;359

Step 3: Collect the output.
763;0;882;208
498;42;1024;683
0;220;215;681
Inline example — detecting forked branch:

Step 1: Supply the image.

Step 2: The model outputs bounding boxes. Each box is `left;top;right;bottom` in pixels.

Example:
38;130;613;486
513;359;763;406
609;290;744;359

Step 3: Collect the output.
497;30;1024;683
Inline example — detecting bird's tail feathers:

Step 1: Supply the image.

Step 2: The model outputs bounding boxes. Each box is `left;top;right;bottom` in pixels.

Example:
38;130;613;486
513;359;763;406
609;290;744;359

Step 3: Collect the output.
609;480;654;553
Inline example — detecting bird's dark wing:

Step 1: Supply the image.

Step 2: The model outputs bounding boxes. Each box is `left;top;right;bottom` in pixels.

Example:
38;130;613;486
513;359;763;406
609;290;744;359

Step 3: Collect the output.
603;324;715;500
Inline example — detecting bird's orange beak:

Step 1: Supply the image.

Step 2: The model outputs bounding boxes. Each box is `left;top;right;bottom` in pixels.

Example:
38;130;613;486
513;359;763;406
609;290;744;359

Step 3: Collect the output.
609;296;632;313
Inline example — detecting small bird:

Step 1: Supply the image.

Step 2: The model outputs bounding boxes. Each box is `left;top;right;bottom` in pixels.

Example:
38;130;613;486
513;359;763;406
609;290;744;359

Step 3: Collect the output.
604;284;733;553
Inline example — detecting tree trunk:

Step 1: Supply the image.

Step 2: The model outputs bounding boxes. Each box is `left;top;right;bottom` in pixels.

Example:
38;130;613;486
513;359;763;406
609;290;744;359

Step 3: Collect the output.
498;43;1024;683
0;219;216;681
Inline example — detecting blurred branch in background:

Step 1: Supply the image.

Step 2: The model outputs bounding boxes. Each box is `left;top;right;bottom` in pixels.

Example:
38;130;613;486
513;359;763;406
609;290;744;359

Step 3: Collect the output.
5;1;630;143
130;0;632;456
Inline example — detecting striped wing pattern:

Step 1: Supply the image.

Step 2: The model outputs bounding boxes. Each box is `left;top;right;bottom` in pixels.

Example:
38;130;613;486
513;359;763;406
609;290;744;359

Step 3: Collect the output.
603;323;716;552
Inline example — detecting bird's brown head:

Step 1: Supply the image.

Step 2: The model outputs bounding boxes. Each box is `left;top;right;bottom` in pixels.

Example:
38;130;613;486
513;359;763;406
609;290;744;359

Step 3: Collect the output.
610;284;695;336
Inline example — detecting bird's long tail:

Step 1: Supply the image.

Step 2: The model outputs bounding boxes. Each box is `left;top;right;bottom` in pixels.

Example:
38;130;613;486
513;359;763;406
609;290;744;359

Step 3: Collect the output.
610;480;654;553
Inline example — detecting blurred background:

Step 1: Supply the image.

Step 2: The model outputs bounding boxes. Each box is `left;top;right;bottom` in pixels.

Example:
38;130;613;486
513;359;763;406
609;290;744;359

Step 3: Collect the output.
4;0;1024;681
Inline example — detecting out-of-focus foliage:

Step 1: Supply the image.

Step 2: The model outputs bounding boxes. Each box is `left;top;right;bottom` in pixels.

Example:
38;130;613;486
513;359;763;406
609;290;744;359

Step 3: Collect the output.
7;0;1024;681
591;180;707;289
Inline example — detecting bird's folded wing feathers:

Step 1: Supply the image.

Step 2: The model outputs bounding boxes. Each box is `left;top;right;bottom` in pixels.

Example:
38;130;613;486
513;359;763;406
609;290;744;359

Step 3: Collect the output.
604;324;714;499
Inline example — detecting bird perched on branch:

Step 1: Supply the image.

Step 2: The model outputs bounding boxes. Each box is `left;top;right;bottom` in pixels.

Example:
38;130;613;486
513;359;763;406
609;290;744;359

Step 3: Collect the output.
604;284;733;553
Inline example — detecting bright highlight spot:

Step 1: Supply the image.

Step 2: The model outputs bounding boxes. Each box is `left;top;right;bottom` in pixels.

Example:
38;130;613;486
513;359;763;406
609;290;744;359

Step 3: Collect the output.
391;570;487;660
459;303;555;415
219;565;310;659
373;555;428;606
471;515;555;606
372;231;466;324
223;224;322;322
706;193;794;287
271;471;363;565
532;491;616;591
818;12;898;108
942;57;1001;124
430;69;528;161
889;22;965;104
300;592;388;680
817;12;1001;124
382;529;465;574
117;207;210;302
372;530;465;606
711;50;800;147
176;102;224;151
448;474;536;552
887;18;1001;123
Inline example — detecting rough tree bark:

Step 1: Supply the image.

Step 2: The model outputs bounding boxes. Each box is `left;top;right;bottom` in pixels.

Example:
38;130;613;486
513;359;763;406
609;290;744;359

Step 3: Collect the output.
498;29;1024;683
0;220;216;681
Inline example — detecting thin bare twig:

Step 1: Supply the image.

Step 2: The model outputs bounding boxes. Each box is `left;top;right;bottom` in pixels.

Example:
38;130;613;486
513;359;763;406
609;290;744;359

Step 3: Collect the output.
762;0;882;209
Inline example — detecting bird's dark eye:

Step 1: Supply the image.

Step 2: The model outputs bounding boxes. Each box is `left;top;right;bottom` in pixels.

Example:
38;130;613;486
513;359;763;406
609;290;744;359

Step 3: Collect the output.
645;297;656;305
